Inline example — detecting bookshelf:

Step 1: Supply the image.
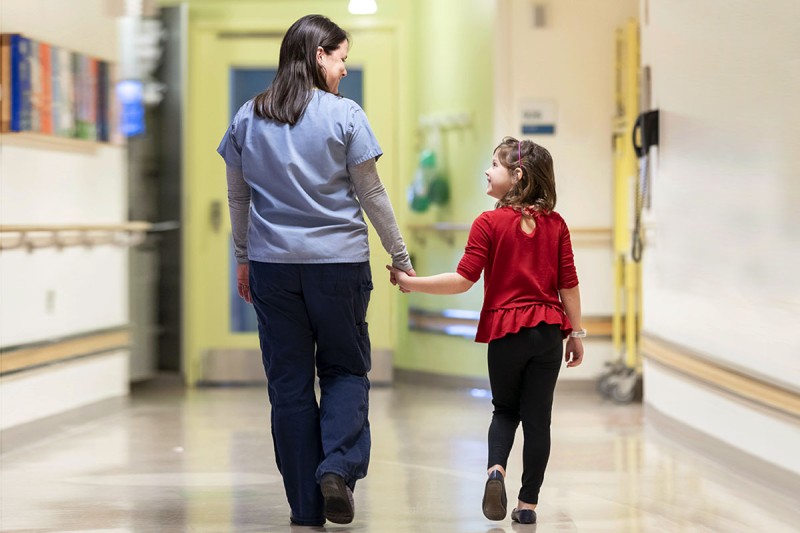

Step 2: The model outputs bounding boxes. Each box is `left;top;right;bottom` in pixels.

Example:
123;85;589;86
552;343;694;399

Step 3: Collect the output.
1;33;119;144
0;131;124;153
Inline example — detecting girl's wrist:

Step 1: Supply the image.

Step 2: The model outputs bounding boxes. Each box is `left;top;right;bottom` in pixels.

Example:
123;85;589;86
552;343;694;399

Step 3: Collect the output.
569;328;586;338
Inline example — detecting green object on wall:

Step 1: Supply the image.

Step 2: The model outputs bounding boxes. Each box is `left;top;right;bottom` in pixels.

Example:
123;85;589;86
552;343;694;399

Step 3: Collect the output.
428;175;450;205
408;149;449;211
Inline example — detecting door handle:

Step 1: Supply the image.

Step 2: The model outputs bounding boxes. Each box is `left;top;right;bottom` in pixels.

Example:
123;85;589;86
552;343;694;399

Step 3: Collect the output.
209;200;222;233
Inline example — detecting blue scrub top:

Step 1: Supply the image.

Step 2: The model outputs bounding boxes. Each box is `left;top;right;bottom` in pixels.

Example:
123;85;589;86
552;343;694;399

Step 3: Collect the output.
217;90;383;264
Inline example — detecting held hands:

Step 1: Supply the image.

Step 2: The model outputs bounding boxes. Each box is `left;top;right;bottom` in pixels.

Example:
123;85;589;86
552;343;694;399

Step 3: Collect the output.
564;337;584;368
237;263;252;303
386;265;415;293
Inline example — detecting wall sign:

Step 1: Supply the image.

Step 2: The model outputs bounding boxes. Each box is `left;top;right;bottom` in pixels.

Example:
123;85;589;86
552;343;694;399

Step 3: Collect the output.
520;100;557;135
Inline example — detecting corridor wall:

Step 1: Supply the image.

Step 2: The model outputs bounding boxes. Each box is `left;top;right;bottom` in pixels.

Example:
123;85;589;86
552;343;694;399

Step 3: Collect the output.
492;0;638;380
0;0;129;430
640;0;800;481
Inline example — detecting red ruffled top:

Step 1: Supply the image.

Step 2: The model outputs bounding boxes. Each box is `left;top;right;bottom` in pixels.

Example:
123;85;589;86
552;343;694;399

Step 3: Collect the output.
456;207;579;343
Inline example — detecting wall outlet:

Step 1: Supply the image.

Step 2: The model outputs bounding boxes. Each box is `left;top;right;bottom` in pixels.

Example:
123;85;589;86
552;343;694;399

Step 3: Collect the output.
45;290;56;314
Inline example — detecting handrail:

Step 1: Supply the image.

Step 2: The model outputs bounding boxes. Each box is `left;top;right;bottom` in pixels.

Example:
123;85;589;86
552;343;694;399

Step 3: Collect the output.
408;307;613;339
0;327;131;376
0;221;158;251
641;333;800;419
407;223;612;246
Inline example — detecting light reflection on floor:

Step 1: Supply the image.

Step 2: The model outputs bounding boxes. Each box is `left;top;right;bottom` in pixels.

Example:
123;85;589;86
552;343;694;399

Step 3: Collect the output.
1;377;796;532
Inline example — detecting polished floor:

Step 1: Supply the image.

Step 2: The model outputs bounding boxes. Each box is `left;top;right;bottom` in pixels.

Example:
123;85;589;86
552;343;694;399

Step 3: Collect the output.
1;377;797;532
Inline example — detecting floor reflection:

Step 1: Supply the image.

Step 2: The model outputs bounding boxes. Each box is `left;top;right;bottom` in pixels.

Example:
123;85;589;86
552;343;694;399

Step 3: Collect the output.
0;377;796;532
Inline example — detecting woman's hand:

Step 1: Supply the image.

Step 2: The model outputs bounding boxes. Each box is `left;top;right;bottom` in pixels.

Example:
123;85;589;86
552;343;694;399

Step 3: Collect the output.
564;337;584;368
237;263;252;303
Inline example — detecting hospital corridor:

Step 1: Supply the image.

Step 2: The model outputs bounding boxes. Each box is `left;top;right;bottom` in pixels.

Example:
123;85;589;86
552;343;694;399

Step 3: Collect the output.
1;1;798;532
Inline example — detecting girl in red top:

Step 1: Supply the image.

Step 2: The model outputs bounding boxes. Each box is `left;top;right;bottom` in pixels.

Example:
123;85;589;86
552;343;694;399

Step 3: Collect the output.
388;137;585;524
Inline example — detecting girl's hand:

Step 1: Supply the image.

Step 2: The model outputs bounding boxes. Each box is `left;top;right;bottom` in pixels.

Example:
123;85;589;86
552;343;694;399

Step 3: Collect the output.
565;337;584;367
386;265;412;293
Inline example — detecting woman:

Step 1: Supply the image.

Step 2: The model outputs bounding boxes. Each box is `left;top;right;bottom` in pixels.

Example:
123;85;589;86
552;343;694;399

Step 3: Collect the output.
216;14;414;527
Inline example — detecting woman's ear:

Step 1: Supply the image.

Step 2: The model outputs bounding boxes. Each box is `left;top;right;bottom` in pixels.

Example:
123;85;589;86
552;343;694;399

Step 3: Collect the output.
316;46;325;64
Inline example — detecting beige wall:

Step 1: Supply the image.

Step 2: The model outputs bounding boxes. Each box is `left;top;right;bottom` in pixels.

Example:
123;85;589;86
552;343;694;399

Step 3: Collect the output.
489;0;638;379
495;0;637;314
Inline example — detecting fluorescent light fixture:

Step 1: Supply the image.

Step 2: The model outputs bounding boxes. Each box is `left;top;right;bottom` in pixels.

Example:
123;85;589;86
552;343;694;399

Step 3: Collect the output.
348;0;377;15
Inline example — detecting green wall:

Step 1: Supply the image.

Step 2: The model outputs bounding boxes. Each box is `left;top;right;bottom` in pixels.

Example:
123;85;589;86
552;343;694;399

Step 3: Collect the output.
396;0;496;379
166;0;496;381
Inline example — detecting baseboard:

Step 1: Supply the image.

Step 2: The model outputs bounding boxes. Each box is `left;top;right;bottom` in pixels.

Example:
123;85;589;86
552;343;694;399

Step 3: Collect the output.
197;348;395;386
645;403;800;523
394;367;595;394
0;350;129;431
0;396;128;454
394;368;490;389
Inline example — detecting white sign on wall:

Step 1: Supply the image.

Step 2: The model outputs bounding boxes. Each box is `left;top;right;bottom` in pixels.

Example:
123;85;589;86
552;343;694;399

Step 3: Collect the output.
520;100;557;135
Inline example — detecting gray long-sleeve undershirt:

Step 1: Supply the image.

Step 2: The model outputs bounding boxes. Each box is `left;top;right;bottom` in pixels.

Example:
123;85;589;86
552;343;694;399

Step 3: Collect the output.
226;158;413;272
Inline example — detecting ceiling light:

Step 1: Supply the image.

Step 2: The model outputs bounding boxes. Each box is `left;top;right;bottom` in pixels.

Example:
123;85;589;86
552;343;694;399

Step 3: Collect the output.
348;0;377;15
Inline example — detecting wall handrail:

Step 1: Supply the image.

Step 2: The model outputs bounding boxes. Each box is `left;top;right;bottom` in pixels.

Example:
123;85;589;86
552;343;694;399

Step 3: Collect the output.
0;327;131;376
407;223;612;246
0;221;159;252
642;333;800;419
408;307;613;339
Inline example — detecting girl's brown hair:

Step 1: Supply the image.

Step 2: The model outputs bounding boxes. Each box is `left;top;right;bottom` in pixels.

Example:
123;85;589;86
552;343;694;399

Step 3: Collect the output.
494;136;557;213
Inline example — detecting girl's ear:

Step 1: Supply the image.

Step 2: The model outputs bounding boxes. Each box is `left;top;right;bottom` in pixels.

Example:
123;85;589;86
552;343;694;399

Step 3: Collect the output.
513;167;523;183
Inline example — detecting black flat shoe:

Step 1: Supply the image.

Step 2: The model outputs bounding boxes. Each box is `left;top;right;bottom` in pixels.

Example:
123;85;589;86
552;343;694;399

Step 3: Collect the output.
320;473;354;524
482;469;507;521
511;508;537;524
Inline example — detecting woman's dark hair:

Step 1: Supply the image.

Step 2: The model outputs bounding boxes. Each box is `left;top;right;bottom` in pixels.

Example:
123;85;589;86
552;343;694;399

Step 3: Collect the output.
494;136;557;212
254;15;349;125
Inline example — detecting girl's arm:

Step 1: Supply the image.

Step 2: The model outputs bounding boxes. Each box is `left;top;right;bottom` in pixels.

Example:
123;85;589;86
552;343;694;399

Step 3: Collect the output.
558;285;584;367
387;267;474;295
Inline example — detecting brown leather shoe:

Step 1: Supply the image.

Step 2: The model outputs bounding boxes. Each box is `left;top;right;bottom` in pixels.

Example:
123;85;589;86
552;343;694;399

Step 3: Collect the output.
320;473;354;524
482;469;507;520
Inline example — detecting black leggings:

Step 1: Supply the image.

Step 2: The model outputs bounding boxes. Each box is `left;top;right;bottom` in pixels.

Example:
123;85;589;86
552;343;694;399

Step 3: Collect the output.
487;323;563;504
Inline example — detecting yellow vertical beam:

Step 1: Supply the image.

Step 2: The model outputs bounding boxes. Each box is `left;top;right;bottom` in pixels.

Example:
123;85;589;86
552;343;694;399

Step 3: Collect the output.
612;19;640;369
611;28;627;358
624;19;640;369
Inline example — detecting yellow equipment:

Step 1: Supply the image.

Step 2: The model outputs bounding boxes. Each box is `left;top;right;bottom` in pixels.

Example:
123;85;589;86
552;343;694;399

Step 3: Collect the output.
599;19;642;403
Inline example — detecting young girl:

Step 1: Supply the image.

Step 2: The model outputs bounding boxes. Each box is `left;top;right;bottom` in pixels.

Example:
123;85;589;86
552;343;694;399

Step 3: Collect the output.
388;137;585;524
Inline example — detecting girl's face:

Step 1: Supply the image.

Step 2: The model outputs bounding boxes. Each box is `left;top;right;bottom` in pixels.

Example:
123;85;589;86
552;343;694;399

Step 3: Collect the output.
485;150;516;200
318;40;349;93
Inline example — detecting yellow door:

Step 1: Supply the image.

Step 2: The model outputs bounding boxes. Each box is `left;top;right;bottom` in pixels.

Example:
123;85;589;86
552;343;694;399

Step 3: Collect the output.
184;26;401;386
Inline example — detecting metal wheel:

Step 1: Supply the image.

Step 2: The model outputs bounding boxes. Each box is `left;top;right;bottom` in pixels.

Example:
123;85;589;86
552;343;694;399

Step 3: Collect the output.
610;371;640;404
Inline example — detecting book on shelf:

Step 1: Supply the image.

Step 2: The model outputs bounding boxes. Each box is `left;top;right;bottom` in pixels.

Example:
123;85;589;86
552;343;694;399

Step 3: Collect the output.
1;34;12;132
1;32;117;142
10;34;33;132
58;47;76;137
97;60;109;142
39;41;53;134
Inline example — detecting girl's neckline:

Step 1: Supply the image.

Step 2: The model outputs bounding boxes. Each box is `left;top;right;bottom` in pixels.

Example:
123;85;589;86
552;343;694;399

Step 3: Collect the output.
504;206;540;236
509;205;547;218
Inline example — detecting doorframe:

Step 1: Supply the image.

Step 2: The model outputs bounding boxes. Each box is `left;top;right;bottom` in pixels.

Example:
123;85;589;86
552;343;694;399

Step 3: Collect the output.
183;21;411;386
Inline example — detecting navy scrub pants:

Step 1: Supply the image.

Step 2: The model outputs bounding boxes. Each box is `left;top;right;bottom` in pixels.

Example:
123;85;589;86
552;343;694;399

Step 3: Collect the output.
486;323;563;504
249;261;373;525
